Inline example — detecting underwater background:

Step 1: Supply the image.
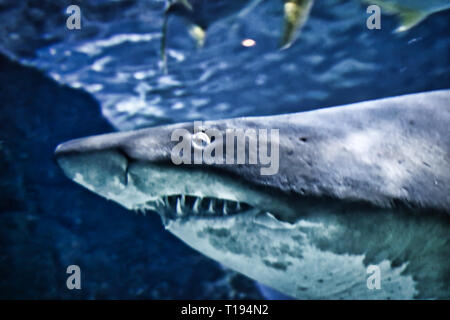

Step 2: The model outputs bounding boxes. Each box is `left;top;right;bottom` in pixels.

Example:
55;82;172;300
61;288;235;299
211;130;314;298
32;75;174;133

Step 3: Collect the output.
0;0;448;299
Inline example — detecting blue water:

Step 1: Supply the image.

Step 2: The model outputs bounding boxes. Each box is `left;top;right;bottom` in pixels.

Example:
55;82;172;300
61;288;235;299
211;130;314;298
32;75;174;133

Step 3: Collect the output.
3;0;449;130
0;0;448;299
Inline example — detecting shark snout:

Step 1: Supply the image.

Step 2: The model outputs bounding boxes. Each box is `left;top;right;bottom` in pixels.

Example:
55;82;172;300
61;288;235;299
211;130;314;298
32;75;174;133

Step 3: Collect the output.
54;130;132;156
54;127;180;209
55;135;130;201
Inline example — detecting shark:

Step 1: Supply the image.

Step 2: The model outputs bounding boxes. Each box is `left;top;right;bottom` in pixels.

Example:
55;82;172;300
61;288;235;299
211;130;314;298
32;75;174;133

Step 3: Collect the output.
55;90;450;299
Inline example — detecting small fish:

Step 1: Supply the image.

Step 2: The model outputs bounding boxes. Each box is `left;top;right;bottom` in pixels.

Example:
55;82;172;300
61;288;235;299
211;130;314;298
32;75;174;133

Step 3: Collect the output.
160;0;450;71
281;0;315;49
160;0;314;71
362;0;450;32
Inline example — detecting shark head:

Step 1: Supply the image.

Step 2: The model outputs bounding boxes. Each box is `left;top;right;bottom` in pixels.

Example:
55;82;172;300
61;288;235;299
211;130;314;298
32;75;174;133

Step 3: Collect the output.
54;119;296;221
55;90;450;299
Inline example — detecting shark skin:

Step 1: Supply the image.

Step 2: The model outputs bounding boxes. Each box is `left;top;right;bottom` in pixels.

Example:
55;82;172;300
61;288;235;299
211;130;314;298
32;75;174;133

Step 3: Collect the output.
55;90;450;299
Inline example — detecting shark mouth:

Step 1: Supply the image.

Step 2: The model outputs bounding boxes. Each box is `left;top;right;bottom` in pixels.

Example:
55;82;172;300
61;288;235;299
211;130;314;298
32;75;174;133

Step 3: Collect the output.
133;195;254;223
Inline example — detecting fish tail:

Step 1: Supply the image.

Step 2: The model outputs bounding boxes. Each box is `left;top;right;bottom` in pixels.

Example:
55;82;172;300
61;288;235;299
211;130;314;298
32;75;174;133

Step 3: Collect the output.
187;24;206;48
160;0;193;73
395;9;428;33
280;0;315;50
361;0;428;33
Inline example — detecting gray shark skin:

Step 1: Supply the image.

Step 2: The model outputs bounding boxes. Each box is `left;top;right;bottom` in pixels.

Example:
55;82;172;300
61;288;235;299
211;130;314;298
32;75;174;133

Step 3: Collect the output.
55;90;450;299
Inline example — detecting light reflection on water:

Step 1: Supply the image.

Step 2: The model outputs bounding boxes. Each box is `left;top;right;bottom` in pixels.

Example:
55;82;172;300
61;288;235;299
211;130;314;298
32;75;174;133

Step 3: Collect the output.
2;0;449;130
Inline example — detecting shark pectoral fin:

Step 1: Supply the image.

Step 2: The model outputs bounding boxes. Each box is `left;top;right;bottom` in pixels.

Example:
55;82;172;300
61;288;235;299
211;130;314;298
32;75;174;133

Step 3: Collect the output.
280;0;314;50
395;9;428;33
187;24;206;48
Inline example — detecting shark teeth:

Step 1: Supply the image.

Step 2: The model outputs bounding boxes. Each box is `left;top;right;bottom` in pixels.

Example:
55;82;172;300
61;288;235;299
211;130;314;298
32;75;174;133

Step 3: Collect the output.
223;200;229;215
192;197;201;214
135;195;252;220
207;198;215;214
176;197;183;216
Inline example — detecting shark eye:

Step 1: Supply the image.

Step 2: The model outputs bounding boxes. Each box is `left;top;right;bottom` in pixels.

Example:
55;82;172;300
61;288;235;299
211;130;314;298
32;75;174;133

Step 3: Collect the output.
192;131;211;150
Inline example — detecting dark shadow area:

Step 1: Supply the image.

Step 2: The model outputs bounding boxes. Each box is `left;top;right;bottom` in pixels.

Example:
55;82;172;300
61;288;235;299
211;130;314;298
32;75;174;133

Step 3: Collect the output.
0;54;262;299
